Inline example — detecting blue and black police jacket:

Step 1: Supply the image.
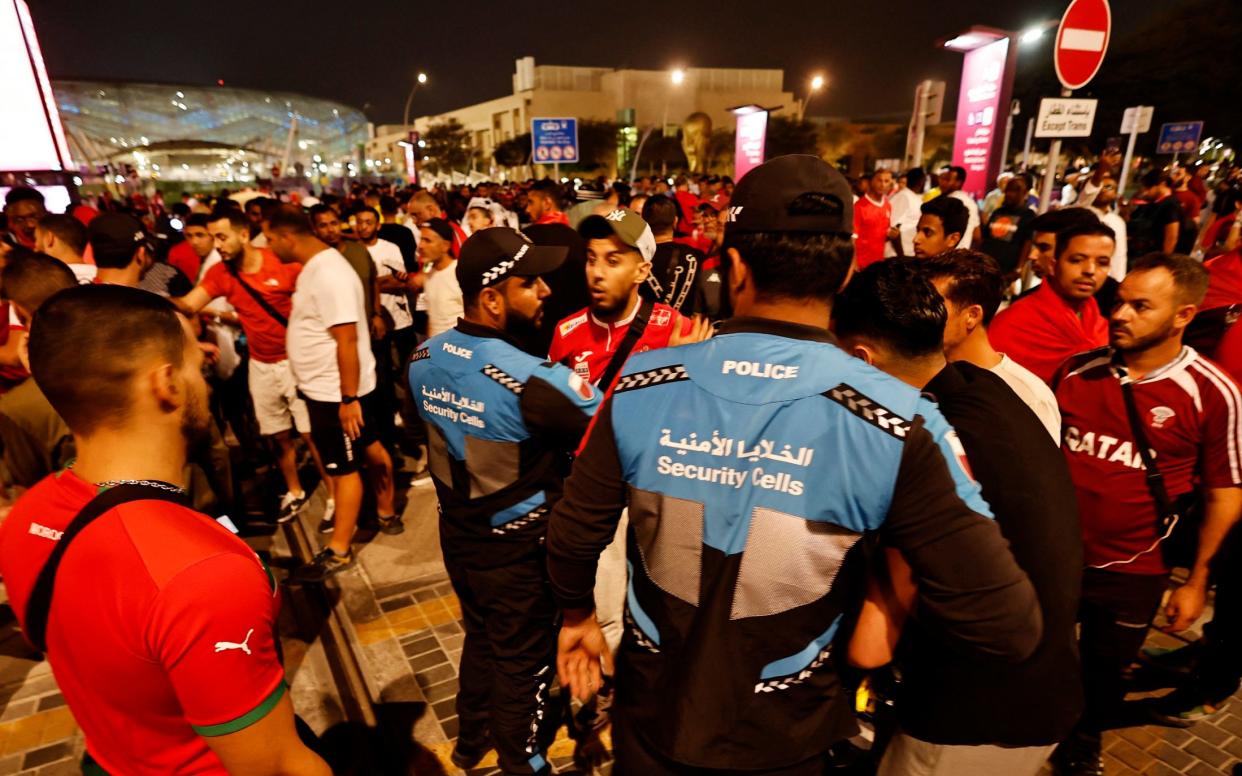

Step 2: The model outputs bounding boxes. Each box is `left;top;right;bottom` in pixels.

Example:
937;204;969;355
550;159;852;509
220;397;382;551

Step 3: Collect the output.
547;317;1042;770
409;319;601;568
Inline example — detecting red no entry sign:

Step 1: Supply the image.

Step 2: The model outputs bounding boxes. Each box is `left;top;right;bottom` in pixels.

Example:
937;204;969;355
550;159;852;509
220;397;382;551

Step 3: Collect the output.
1054;0;1111;90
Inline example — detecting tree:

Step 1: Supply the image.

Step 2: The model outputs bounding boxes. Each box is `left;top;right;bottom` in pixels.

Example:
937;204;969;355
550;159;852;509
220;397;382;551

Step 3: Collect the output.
706;129;736;174
493;133;530;168
422;118;475;174
765;117;821;159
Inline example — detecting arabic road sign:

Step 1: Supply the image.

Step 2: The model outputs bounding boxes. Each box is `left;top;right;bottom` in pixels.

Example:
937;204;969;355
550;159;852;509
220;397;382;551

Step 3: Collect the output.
1034;97;1098;138
1055;0;1112;90
1121;106;1154;134
531;117;579;164
1156;122;1204;155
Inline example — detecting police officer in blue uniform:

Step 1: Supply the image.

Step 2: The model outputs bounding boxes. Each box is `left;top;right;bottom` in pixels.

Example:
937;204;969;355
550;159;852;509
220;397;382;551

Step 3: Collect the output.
546;155;1044;775
408;227;601;775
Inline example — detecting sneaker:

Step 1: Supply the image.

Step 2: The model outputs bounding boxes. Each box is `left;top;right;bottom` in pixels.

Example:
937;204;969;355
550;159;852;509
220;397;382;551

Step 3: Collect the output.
289;548;353;582
318;502;336;534
1139;640;1202;676
449;737;489;770
276;491;309;524
411;444;429;476
1051;736;1103;776
378;514;405;535
1148;685;1230;727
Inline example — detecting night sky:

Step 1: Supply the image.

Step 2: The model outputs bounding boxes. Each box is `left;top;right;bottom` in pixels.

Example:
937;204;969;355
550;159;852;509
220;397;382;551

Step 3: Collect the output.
32;0;1164;124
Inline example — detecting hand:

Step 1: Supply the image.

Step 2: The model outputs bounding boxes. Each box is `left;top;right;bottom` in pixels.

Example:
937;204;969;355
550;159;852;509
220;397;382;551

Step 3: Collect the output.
198;341;221;365
339;401;364;441
1162;583;1207;633
406;272;427;292
370;314;388;340
557;611;612;703
887;227;900;239
670;315;713;347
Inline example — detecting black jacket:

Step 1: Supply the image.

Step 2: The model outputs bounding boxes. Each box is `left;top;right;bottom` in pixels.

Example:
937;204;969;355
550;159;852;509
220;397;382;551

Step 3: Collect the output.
897;362;1084;746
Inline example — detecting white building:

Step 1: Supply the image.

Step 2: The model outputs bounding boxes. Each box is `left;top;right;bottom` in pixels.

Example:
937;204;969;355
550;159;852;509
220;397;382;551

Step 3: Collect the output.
366;57;794;177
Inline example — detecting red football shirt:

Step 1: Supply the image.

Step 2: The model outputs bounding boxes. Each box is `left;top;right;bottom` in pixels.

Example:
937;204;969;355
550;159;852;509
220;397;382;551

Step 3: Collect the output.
1055;347;1242;574
0;471;285;775
549;301;690;388
167;241;203;284
990;282;1109;384
200;251;302;363
1202;250;1242;312
0;303;29;392
853;195;893;269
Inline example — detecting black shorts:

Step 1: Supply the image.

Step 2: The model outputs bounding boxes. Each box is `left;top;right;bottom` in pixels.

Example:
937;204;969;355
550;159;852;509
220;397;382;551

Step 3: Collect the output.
303;391;382;476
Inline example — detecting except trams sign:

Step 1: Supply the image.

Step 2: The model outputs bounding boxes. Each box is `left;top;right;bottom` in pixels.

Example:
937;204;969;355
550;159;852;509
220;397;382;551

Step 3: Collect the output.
1035;97;1098;138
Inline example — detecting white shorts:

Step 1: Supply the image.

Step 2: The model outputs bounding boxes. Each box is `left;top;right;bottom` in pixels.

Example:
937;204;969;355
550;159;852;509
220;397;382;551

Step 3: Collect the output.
248;359;310;436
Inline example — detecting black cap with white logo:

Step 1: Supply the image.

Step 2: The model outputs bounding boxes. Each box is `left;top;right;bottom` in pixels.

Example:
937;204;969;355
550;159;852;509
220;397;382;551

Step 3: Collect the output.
724;154;853;236
456;227;568;297
88;213;155;264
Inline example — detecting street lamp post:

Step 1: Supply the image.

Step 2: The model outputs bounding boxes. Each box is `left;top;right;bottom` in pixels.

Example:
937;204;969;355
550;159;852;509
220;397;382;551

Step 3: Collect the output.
402;71;428;130
797;75;826;123
630;68;684;183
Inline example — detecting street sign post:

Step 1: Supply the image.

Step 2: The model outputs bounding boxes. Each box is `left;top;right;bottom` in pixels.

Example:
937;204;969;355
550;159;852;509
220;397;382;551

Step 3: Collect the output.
1040;0;1112;213
1054;0;1112;91
531;117;579;179
1118;106;1153;196
1156;121;1204;159
1034;97;1098;138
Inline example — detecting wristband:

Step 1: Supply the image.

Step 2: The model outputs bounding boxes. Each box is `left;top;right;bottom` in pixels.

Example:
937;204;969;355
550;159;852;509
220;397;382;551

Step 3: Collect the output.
341;395;359;405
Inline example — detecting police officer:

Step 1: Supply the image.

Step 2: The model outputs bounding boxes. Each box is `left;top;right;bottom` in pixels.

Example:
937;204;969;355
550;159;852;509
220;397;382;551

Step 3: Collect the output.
408;227;601;775
546;155;1043;774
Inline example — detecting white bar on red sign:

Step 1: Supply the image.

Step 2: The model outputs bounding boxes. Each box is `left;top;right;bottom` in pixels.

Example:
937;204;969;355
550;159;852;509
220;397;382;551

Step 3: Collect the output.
1060;28;1107;51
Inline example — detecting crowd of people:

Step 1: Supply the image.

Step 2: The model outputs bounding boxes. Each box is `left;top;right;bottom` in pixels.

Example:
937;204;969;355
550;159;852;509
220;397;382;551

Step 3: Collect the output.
0;147;1240;776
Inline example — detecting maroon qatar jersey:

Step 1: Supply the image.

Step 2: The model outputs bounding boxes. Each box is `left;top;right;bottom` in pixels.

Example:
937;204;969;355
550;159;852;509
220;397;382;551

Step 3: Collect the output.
1054;346;1242;575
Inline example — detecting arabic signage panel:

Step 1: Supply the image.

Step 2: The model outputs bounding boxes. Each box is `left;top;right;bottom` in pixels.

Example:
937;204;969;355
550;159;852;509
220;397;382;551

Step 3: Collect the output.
1121;106;1153;134
951;37;1012;200
1156;122;1204;155
734;108;769;181
531;117;579;164
1034;97;1098;138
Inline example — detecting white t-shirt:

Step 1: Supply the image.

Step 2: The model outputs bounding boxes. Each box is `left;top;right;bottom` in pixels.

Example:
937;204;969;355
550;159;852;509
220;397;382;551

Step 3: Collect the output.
885;187;922;258
1095;208;1129;283
949;190;981;249
991;354;1062;443
367;239;414;331
424;260;464;338
69;263;97;284
288;248;377;402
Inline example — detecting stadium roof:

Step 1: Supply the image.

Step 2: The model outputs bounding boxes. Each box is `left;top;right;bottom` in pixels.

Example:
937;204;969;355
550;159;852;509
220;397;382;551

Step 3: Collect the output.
52;80;368;170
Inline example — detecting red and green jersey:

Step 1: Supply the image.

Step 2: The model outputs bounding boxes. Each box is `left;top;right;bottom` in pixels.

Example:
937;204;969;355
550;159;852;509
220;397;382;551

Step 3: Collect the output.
0;470;285;775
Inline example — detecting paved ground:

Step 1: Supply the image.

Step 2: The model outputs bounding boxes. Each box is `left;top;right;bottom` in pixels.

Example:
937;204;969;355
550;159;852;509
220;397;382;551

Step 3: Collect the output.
0;471;1235;775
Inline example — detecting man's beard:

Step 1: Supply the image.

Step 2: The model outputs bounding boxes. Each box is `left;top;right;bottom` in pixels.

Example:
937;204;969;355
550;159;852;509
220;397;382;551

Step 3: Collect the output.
181;392;215;462
1112;317;1177;355
503;300;543;355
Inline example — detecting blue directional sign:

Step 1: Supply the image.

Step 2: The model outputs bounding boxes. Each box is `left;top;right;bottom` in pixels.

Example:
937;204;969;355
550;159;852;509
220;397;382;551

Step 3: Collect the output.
531;117;579;164
1156;121;1204;155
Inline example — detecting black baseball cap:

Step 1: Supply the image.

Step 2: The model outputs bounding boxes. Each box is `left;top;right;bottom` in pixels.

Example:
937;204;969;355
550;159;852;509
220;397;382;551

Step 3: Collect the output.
457;227;567;297
725;154;853;236
87;213;155;263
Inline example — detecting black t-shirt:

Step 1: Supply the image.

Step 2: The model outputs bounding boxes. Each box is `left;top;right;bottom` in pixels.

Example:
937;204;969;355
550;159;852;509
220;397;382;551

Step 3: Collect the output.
640;242;708;317
1128;196;1181;258
378;223;419;273
979;205;1035;273
896;363;1083;747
